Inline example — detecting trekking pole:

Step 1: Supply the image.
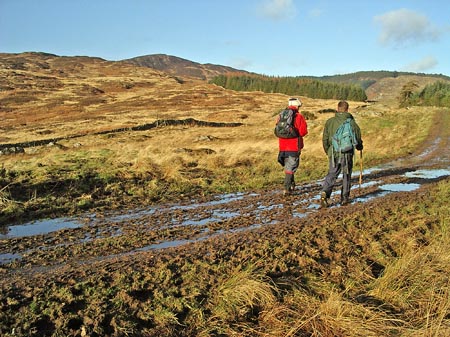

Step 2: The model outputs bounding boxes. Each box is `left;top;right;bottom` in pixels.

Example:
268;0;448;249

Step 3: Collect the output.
359;150;363;188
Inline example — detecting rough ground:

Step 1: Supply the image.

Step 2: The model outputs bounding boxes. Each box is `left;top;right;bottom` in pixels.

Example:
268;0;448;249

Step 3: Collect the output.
0;109;448;336
1;109;448;271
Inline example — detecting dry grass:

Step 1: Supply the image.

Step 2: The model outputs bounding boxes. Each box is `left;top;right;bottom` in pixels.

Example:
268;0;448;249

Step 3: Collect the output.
368;214;450;335
263;289;401;337
0;54;444;221
2;52;450;337
0;64;440;221
1;178;449;336
211;265;277;322
200;181;450;337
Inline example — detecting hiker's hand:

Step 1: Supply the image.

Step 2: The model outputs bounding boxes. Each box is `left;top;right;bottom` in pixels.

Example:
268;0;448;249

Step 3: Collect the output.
356;144;363;151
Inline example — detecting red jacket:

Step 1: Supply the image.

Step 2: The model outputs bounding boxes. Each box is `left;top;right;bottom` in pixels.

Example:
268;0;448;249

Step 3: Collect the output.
278;106;308;152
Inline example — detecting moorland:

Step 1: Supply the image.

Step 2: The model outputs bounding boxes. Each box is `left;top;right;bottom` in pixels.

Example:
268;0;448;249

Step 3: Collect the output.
0;52;449;336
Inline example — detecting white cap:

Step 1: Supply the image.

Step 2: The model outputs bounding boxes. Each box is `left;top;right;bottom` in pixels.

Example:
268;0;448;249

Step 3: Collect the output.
288;98;302;107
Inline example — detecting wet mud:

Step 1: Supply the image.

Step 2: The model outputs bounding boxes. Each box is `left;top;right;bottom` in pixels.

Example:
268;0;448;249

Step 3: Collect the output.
1;164;448;270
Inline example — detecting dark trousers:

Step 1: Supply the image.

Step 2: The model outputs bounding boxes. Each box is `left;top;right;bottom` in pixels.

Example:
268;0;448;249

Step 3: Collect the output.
322;153;353;200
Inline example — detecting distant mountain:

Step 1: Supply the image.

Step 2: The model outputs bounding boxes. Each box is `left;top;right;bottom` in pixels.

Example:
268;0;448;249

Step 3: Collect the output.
123;54;251;81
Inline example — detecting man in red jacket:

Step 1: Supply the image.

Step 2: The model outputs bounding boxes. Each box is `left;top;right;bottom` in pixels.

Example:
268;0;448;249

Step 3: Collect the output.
277;98;308;195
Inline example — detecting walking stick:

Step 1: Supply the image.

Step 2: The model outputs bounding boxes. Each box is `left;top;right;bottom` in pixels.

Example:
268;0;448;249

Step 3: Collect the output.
359;150;363;188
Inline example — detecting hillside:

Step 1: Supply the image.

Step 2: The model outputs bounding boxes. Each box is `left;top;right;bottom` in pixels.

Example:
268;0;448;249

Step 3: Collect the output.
124;54;450;104
0;52;271;146
124;54;251;81
319;71;450;102
1;51;448;148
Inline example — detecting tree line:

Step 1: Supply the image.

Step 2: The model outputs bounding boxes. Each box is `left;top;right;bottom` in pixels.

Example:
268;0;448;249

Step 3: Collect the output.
400;81;450;108
210;74;368;101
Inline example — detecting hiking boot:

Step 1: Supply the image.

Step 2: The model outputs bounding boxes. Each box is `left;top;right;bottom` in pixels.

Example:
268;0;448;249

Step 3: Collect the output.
284;174;294;192
341;198;350;206
320;191;329;208
289;182;295;192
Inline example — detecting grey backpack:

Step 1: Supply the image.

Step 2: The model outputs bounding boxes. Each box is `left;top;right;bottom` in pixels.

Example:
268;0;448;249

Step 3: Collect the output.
274;109;298;138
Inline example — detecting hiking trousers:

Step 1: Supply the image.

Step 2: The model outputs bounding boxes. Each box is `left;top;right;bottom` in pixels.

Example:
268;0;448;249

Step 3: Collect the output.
278;152;300;192
322;153;353;200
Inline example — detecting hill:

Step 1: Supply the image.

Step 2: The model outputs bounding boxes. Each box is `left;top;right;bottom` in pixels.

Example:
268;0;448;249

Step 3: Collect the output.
124;54;251;81
316;71;450;102
125;54;450;103
1;51;448;147
0;52;263;144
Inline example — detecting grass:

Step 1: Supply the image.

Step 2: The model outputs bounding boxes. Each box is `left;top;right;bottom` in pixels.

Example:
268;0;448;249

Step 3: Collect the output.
0;54;442;224
367;187;450;336
0;101;440;225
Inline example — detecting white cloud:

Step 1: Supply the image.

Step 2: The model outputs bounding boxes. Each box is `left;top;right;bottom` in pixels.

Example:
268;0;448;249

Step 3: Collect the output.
258;0;297;21
402;56;438;73
374;8;441;47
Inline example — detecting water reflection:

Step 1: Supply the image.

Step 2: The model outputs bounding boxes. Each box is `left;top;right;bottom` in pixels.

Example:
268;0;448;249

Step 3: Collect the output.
0;218;82;239
404;168;450;179
379;183;421;192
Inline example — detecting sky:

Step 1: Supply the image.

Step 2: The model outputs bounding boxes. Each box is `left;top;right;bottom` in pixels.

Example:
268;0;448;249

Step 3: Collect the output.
1;0;450;77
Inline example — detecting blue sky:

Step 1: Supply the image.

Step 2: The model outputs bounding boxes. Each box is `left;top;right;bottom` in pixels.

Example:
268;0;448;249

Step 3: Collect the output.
1;0;449;76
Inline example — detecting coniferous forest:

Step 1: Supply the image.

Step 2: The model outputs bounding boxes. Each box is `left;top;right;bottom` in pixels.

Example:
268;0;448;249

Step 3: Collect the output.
210;74;368;101
406;81;450;107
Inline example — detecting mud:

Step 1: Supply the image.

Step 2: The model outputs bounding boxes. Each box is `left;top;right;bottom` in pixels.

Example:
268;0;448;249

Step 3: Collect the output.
0;110;449;271
0;109;448;336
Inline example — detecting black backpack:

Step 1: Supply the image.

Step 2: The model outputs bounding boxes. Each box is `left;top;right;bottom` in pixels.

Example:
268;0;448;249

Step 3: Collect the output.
274;109;298;138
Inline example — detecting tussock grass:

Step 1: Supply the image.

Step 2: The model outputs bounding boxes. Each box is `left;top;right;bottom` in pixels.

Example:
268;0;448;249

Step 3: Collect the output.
261;289;401;337
368;192;450;335
356;106;434;159
0;103;439;223
210;265;277;322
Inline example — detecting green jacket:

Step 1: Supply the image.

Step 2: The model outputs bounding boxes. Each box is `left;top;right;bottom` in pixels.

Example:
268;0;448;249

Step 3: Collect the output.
322;112;363;159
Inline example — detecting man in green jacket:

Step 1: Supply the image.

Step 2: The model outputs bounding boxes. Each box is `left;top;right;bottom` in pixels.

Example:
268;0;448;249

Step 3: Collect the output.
320;100;363;207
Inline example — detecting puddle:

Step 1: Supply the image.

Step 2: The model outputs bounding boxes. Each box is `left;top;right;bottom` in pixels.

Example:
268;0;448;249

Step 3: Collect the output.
360;180;382;188
2;167;447;241
0;252;22;264
293;211;311;218
0;218;82;239
416;137;441;159
380;183;421;192
353;191;390;203
404;168;450;179
102;207;157;223
168;210;241;228
137;223;264;251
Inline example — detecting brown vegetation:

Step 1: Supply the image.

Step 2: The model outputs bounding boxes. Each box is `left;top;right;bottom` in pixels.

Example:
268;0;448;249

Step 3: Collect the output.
0;52;449;336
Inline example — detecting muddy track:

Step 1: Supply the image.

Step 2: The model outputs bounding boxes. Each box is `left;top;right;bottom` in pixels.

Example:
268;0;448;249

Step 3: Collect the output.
0;109;449;282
